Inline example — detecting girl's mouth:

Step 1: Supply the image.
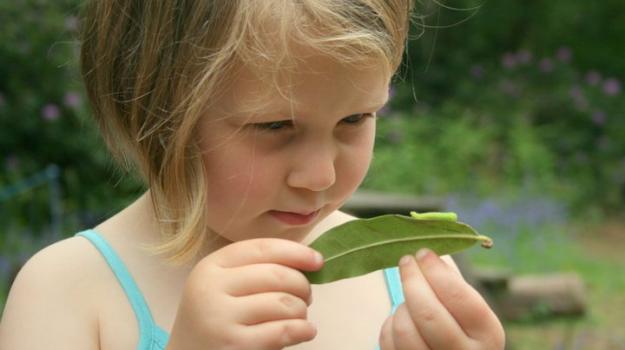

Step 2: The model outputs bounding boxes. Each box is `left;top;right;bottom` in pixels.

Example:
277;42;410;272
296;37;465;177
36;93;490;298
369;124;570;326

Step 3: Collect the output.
268;209;320;226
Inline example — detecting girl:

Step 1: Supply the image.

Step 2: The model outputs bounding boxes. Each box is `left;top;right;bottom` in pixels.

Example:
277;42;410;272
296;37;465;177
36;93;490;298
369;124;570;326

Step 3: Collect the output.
0;1;505;349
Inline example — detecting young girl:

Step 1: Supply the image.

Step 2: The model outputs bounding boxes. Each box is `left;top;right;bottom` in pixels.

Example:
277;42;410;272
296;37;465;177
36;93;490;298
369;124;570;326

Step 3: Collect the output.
0;1;504;349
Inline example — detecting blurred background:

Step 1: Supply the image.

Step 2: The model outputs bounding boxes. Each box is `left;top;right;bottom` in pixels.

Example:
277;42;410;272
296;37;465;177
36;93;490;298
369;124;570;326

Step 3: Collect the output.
1;0;624;348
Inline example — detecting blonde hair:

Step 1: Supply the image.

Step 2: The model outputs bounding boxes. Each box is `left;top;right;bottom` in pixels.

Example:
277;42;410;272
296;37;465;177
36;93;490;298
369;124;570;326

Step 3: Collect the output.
79;0;415;264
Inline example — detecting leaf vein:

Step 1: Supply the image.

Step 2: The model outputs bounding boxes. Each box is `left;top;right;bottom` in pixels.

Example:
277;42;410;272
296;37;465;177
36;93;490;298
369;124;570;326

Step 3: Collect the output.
323;234;482;263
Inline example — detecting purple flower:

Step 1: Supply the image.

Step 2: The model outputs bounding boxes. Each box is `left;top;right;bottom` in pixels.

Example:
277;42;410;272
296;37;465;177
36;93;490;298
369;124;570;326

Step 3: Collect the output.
378;105;392;116
573;95;589;111
499;79;520;97
41;104;60;121
388;86;396;99
516;49;533;64
63;91;81;108
556;46;572;63
501;53;517;69
591;110;606;126
586;70;602;86
569;85;583;99
603;78;621;96
470;65;484;79
539;58;554;73
569;86;587;110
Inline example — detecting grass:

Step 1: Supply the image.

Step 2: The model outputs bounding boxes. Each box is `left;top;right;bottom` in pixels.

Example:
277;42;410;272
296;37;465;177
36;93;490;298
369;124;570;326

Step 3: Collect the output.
467;218;625;350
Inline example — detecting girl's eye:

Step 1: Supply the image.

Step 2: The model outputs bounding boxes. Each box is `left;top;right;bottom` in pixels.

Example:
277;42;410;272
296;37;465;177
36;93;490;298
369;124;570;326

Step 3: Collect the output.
253;120;293;132
252;113;373;132
341;113;374;125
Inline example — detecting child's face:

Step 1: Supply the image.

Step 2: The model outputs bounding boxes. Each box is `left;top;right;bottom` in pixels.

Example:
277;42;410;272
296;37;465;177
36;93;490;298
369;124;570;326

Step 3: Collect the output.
198;54;390;243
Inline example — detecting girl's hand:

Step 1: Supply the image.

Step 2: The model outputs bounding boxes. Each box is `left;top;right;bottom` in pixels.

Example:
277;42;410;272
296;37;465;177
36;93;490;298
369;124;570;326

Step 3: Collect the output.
166;238;324;350
379;249;505;350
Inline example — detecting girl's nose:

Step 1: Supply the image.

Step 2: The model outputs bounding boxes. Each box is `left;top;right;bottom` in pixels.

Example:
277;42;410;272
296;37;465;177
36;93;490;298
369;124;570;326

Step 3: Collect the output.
286;144;336;192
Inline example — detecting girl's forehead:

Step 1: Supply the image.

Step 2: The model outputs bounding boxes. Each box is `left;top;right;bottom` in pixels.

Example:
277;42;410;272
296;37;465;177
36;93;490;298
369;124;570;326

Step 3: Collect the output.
219;55;390;116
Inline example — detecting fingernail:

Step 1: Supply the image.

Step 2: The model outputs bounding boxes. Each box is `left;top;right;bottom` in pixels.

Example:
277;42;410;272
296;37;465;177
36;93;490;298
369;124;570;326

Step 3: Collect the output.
314;251;324;266
399;255;413;266
310;322;318;335
416;248;432;262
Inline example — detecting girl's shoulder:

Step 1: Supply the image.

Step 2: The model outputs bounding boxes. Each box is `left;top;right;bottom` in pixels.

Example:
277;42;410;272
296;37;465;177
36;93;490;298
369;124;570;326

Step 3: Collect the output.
17;235;109;294
0;236;105;349
324;209;357;226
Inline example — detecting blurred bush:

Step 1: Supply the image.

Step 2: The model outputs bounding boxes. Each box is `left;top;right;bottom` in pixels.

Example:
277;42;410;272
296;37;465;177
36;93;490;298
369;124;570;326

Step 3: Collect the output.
405;0;625;103
370;42;625;210
365;0;625;211
0;0;143;281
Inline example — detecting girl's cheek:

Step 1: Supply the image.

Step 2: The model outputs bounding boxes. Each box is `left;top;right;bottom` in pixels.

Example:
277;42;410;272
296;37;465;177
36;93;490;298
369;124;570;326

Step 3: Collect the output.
337;146;374;187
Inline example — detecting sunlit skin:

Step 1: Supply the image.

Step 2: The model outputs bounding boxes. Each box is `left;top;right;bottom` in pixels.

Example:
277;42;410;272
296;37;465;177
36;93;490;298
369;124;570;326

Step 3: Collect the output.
196;55;389;247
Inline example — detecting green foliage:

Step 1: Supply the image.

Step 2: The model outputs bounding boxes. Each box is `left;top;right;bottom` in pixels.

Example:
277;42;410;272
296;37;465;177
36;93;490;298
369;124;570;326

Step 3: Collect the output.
371;0;625;209
370;57;625;209
0;0;143;293
0;0;143;237
405;0;625;103
366;106;566;200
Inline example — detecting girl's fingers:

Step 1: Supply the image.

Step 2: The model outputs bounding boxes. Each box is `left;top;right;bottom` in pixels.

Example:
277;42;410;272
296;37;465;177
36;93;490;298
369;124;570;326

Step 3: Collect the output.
240;319;317;349
211;238;323;272
379;315;396;350
223;263;312;302
398;254;468;349
391;304;431;350
416;249;505;345
235;292;308;325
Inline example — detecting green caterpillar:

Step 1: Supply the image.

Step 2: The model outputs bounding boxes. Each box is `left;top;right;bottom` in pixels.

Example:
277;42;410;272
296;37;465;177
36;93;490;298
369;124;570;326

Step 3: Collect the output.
410;211;458;222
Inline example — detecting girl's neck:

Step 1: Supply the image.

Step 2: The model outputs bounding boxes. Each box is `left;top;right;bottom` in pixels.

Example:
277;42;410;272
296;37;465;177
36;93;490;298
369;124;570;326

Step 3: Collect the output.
131;191;232;264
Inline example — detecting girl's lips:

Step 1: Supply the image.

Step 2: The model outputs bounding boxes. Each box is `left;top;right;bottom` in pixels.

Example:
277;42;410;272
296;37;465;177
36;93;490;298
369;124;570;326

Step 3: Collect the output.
269;209;320;226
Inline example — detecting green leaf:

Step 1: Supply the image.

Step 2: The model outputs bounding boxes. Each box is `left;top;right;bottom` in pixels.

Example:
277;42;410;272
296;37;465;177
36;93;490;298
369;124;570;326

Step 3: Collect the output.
305;213;493;284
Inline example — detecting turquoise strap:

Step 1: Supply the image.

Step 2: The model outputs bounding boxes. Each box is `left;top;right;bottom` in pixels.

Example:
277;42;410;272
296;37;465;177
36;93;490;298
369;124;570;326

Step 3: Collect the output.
376;267;405;350
383;267;405;313
153;327;170;349
76;229;164;349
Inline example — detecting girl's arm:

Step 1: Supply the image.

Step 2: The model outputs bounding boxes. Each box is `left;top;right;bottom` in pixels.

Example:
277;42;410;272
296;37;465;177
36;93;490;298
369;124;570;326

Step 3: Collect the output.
0;238;101;349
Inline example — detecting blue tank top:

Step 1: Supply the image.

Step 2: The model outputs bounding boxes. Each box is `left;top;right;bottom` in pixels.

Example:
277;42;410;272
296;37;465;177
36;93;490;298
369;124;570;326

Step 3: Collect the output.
76;229;404;350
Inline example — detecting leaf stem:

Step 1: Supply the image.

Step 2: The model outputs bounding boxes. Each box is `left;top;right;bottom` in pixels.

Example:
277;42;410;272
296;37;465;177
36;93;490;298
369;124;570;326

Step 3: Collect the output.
477;235;494;249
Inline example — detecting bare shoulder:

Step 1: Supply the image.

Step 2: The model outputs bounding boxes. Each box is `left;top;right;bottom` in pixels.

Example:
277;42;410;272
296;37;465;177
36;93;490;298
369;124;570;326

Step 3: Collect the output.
0;236;103;349
319;210;358;229
307;210;358;242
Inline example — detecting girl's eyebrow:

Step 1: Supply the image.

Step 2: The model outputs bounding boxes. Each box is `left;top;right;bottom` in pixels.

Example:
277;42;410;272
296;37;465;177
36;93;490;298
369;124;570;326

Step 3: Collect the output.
362;97;390;111
238;95;390;120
